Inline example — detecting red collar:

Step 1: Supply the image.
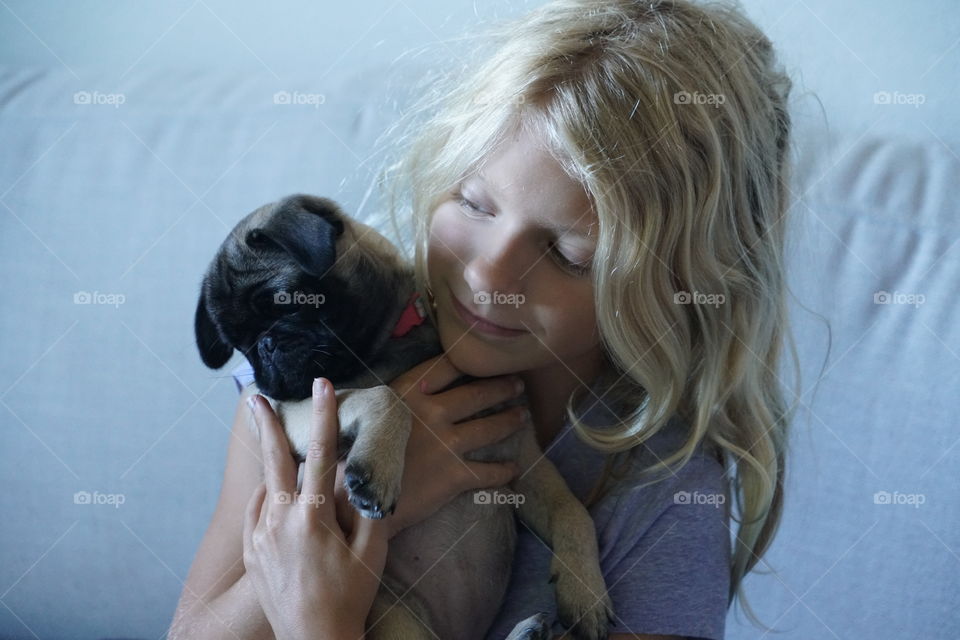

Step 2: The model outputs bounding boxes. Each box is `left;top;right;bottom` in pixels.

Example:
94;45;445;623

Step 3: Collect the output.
390;291;428;338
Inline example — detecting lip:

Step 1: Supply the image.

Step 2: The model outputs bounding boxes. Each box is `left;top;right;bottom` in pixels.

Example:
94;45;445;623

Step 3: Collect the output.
449;291;527;337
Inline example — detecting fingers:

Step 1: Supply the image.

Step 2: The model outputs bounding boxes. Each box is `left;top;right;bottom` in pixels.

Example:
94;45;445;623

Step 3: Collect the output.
298;378;339;522
459;460;523;492
395;353;463;397
242;483;267;564
348;506;390;564
248;395;298;499
452;405;531;454
440;375;525;424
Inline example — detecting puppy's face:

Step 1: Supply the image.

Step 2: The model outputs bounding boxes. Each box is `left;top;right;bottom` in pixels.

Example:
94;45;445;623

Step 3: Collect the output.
194;194;409;401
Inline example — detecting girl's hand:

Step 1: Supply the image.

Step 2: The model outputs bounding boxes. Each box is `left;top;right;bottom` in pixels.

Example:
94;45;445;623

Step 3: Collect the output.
243;378;389;640
379;353;530;538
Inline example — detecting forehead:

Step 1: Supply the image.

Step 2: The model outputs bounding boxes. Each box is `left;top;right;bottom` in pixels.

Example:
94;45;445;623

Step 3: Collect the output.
466;126;597;237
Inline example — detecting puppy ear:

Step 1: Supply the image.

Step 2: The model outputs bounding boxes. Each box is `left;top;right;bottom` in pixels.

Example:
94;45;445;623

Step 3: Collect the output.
247;194;343;277
194;291;233;369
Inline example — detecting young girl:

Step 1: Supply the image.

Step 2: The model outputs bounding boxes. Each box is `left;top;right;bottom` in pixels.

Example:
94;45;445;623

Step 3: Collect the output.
170;1;796;638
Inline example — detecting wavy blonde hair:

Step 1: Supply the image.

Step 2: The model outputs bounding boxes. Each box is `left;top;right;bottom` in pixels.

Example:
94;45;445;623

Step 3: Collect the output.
375;0;800;630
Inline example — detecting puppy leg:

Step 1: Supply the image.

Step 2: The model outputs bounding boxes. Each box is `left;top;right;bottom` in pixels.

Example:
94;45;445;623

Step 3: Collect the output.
254;385;410;519
512;428;613;640
340;384;411;519
260;387;369;461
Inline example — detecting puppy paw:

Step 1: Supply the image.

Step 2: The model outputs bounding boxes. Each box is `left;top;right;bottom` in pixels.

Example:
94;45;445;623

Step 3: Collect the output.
503;613;551;640
343;457;400;520
550;557;613;640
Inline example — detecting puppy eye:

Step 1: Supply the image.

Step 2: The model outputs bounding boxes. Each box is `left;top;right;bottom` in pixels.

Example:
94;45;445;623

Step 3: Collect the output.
253;291;298;316
245;230;272;249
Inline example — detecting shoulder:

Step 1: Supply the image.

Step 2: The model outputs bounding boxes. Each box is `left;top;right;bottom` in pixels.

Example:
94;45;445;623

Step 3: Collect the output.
588;415;729;533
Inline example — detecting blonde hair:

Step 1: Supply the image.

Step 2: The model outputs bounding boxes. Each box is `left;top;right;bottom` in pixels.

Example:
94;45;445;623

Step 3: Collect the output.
376;0;800;630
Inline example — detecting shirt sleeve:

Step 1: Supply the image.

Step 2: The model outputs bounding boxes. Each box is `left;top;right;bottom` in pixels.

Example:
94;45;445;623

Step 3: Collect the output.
599;455;731;639
230;358;255;394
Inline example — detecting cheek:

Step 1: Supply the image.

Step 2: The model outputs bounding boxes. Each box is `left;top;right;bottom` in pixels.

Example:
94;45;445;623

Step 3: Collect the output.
428;206;471;268
539;285;600;344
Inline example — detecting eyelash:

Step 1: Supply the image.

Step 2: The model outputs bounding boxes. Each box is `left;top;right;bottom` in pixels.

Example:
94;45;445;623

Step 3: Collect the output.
453;193;591;277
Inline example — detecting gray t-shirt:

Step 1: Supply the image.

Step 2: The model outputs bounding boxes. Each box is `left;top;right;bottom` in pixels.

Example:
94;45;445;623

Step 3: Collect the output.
231;361;730;639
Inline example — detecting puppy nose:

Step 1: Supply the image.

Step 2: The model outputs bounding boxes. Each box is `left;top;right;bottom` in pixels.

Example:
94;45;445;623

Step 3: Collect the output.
260;335;276;353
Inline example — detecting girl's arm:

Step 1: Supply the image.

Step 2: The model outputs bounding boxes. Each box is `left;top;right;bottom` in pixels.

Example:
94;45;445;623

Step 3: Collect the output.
167;387;275;639
168;572;274;640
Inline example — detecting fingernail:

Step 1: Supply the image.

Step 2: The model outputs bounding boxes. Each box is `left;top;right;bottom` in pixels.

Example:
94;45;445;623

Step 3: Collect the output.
514;377;524;394
313;378;323;397
246;394;257;414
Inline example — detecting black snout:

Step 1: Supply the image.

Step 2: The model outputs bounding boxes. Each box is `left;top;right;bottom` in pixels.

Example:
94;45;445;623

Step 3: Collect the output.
259;335;276;353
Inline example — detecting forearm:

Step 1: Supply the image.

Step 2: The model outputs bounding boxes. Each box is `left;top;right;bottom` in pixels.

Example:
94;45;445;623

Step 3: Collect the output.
168;572;274;640
169;572;368;640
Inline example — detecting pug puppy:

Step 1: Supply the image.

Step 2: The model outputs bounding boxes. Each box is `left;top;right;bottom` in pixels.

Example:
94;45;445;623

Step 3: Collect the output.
194;194;613;640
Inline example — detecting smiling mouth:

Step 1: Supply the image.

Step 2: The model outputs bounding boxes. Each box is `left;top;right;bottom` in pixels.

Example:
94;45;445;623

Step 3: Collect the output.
449;290;527;337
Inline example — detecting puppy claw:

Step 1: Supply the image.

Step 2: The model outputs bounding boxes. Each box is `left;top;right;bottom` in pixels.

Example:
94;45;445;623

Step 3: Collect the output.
347;494;386;519
344;459;401;520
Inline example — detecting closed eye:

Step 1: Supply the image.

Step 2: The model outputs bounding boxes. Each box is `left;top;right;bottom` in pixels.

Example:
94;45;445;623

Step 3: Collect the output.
548;243;591;277
454;193;490;218
454;189;591;277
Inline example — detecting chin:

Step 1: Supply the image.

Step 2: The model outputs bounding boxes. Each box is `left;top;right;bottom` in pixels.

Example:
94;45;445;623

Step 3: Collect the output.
438;329;522;378
435;293;532;377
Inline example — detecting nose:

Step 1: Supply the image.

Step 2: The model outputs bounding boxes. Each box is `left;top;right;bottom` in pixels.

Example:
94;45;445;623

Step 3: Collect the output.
462;235;527;298
259;334;276;353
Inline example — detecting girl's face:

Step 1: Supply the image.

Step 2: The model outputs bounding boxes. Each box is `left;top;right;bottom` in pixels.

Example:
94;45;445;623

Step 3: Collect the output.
427;125;604;379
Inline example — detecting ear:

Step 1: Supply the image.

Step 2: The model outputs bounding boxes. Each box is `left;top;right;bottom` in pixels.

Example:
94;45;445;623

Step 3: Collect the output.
245;194;344;277
194;291;233;369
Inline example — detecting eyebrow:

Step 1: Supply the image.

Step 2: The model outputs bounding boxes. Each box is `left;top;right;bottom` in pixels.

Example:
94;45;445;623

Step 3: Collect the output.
466;173;596;239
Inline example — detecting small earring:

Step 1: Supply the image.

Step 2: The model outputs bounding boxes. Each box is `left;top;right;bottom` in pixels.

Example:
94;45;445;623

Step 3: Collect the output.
425;284;438;312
